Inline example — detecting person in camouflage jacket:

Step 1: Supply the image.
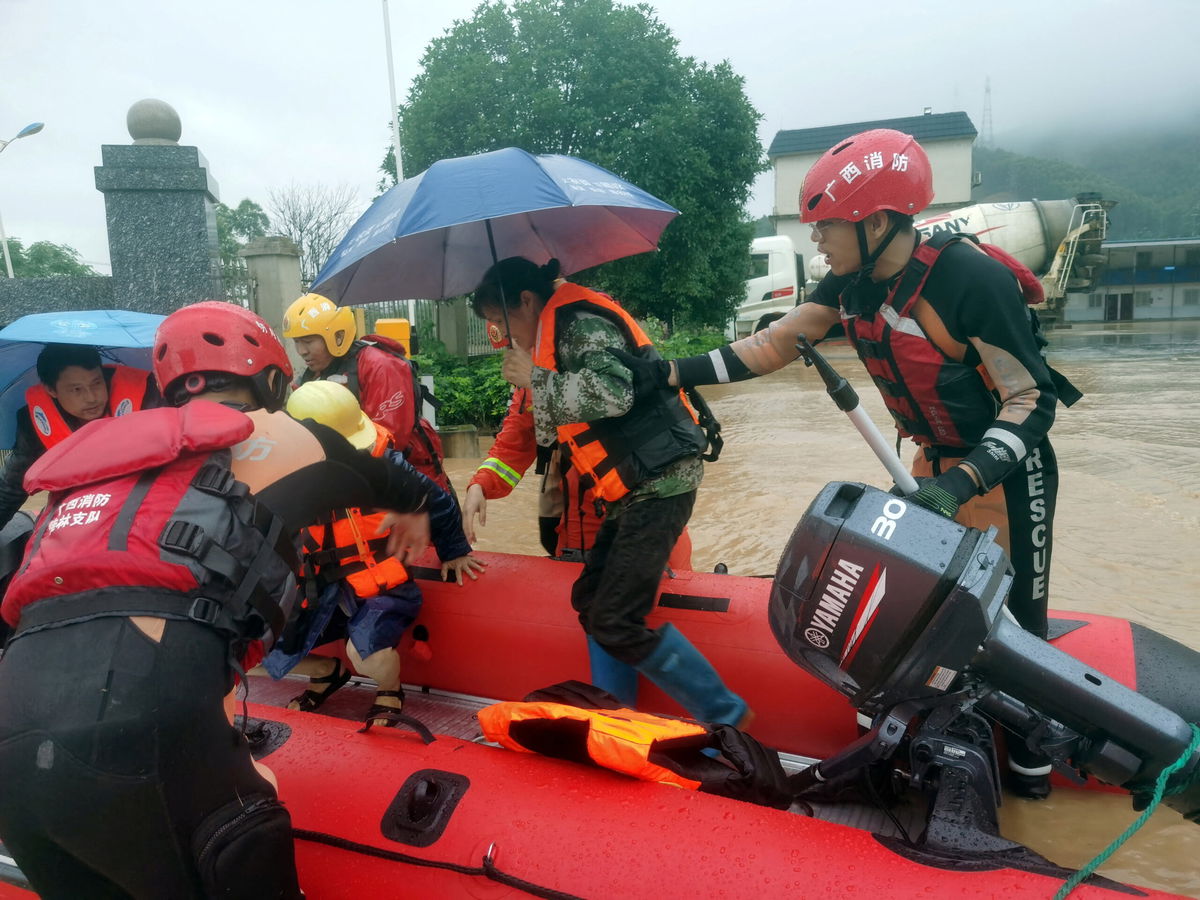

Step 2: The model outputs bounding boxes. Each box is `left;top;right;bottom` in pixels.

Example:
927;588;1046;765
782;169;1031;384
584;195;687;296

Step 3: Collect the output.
471;257;748;727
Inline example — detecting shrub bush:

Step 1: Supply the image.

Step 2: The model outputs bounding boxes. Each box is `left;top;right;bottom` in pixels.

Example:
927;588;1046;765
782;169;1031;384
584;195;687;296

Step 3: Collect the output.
641;318;728;359
413;350;511;429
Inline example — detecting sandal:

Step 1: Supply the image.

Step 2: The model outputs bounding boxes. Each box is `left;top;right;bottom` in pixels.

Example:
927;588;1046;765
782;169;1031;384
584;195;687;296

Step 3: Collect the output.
365;689;406;725
287;660;353;712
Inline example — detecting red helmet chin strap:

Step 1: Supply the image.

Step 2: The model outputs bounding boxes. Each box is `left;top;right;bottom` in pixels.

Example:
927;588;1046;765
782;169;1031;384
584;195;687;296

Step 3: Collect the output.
852;217;906;284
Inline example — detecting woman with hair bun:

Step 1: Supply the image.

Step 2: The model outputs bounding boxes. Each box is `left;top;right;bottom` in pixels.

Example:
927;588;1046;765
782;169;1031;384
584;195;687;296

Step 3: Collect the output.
470;258;749;727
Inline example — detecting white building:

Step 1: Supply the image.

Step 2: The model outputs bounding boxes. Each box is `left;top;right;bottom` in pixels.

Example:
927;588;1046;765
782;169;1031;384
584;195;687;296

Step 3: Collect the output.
1063;238;1200;323
768;111;978;257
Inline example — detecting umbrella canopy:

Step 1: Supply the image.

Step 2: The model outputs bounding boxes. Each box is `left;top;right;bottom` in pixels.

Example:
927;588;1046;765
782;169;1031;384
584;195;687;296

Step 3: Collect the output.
311;147;679;304
0;310;164;449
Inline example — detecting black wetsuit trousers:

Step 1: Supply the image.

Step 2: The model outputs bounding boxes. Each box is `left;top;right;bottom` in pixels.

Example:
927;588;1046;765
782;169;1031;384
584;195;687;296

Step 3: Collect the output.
919;440;1059;774
570;490;695;665
0;616;301;900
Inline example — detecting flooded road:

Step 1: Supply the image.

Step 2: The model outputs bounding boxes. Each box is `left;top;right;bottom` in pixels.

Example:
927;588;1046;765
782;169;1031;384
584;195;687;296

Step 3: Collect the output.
448;319;1200;897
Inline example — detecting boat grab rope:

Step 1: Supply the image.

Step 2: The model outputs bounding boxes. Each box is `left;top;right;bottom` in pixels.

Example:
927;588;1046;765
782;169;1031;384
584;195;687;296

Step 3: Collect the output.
292;828;586;900
1055;723;1200;900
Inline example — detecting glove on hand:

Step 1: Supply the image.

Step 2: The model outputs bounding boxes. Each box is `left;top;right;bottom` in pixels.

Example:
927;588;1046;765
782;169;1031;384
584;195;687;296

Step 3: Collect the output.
605;346;671;396
903;466;977;520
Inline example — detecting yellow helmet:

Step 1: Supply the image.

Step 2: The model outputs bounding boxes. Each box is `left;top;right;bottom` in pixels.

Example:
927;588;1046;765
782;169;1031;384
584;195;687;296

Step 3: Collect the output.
286;380;377;450
282;293;357;357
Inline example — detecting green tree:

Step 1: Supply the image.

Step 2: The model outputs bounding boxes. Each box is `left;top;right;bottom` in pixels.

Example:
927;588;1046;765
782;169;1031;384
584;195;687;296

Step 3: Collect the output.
215;198;270;267
385;0;764;328
4;238;98;277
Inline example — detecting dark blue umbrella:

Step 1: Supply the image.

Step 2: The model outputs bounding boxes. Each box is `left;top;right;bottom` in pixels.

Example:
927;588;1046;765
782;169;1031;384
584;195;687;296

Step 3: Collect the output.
0;309;164;449
310;147;679;304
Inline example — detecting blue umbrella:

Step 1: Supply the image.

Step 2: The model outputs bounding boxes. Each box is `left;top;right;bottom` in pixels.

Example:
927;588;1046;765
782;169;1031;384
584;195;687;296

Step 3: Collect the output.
310;147;679;304
0;310;164;449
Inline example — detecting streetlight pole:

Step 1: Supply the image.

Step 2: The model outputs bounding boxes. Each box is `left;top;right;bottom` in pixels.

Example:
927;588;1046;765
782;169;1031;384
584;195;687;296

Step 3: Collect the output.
0;122;45;278
381;0;404;182
380;2;418;331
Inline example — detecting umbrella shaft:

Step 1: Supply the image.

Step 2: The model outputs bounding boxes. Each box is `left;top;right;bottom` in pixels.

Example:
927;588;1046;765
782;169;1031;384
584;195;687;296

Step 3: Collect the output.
484;220;515;344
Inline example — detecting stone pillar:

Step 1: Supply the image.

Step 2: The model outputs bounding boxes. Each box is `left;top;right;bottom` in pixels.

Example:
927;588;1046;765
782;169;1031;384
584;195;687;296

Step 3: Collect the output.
240;236;305;377
93;99;222;314
436;299;470;357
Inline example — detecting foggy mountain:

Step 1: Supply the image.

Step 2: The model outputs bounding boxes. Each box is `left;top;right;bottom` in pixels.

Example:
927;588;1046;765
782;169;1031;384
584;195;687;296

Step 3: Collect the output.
974;125;1200;240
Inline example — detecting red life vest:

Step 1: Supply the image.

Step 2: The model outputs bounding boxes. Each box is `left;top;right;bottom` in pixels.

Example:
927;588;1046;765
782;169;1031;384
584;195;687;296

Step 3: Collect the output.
843;232;1063;449
303;336;448;490
478;700;709;790
531;284;707;502
304;422;409;598
25;365;150;450
2;401;299;645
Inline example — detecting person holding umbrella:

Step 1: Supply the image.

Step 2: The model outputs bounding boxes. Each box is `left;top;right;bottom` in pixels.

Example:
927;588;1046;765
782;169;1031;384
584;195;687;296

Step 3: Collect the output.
306;146;714;709
472;256;749;727
0;341;158;530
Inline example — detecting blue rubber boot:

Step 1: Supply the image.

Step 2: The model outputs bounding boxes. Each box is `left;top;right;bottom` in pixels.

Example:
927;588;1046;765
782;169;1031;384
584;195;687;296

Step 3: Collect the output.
587;635;639;708
634;623;748;726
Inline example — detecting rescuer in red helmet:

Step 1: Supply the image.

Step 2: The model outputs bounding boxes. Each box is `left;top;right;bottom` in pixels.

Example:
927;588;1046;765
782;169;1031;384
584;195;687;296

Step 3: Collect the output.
613;129;1083;799
0;300;434;898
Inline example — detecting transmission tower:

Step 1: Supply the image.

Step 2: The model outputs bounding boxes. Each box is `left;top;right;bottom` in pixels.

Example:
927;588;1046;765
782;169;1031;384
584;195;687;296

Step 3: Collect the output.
981;77;994;147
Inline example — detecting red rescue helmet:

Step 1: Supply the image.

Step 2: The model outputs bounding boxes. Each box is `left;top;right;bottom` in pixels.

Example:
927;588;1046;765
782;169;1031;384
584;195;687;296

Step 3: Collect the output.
154;301;293;411
799;129;934;224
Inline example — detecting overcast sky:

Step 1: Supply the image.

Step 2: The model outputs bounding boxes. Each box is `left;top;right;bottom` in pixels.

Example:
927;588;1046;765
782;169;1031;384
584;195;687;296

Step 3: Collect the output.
2;0;1196;274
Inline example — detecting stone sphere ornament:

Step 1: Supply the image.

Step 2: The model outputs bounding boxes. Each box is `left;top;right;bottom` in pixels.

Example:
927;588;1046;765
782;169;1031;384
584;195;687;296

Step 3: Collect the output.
127;99;182;145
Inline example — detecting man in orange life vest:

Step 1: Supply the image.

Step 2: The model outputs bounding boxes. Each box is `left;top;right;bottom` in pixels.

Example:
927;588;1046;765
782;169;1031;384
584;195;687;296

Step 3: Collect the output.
0;342;157;530
616;129;1080;799
282;293;452;495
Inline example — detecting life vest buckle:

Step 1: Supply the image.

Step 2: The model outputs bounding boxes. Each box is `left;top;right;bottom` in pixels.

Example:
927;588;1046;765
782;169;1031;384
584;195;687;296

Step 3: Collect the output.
161;519;209;559
192;463;239;497
188;596;222;625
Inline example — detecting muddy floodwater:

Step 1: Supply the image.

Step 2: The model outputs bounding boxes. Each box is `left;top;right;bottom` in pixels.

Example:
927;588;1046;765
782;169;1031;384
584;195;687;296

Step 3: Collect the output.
448;320;1200;897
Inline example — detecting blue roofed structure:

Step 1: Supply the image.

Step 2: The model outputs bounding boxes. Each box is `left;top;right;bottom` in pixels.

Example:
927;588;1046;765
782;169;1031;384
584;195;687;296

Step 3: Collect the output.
768;111;978;158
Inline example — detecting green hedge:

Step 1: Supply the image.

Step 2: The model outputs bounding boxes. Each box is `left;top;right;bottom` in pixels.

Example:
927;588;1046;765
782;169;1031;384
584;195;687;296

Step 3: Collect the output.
415;351;512;430
416;320;728;429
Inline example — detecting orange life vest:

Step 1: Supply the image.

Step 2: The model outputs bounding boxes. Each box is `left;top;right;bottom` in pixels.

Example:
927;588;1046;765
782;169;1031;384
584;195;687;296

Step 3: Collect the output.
25;365;149;450
305;423;408;598
531;284;706;502
478;700;708;790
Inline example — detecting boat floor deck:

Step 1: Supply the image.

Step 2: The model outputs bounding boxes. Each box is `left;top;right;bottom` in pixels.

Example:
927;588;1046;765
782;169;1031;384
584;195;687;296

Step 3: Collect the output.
248;672;490;741
0;675;930;891
249;673;929;842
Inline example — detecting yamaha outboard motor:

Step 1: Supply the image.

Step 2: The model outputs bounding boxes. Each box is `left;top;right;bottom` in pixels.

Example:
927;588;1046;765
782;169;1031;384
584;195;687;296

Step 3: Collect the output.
769;481;1200;837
